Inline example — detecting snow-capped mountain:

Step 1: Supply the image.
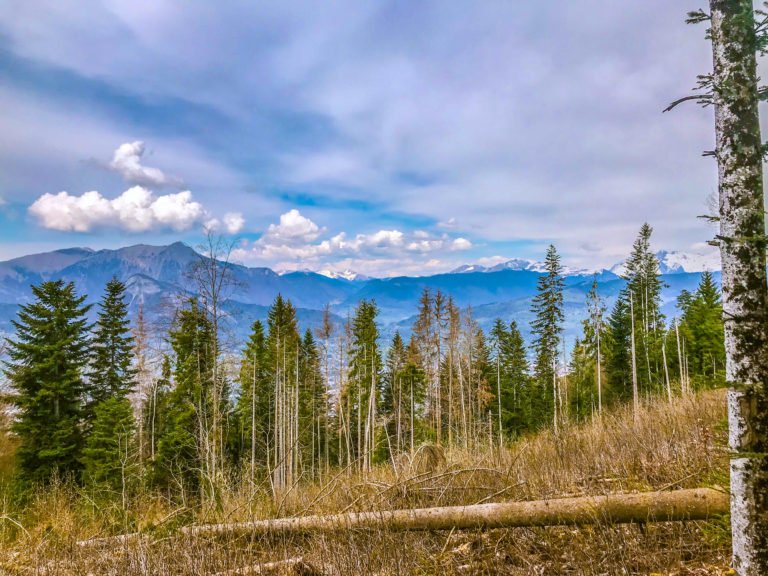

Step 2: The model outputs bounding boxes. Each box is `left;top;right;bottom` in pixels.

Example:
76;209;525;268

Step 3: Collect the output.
610;250;721;277
317;269;369;282
450;258;592;276
0;242;719;348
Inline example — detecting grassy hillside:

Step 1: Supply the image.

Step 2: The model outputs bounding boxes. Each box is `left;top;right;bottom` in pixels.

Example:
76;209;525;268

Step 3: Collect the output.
0;390;731;575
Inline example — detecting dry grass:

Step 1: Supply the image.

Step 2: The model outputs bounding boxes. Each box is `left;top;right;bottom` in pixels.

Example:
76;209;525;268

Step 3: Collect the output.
0;391;732;575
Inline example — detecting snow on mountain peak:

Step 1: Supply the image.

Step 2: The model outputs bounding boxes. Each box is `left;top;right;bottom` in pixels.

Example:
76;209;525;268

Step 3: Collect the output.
317;269;368;281
610;250;721;276
450;258;593;276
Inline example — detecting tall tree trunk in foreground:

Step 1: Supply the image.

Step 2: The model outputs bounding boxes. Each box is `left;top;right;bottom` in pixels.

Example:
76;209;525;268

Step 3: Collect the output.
709;1;768;572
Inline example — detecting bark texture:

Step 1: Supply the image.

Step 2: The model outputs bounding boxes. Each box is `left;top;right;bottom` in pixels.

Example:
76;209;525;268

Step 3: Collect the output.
709;1;768;574
181;488;727;537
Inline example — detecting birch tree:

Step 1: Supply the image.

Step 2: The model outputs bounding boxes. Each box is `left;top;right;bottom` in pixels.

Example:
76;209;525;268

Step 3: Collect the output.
672;2;768;571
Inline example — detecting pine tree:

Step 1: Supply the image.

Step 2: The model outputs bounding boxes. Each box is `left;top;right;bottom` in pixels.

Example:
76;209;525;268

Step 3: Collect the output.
154;300;215;499
82;278;138;490
623;224;665;399
299;329;325;478
676;271;725;388
236;320;270;482
4;280;91;485
87;277;137;410
504;320;531;434
530;245;565;433
605;287;632;405
347;300;382;471
382;332;407;454
80;396;136;501
266;295;301;492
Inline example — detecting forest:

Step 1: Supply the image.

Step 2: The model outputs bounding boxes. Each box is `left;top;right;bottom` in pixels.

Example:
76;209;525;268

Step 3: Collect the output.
0;223;725;511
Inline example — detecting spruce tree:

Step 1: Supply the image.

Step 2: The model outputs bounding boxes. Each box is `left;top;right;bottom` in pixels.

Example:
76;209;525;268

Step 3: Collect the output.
530;245;565;432
236;320;270;480
347;300;382;471
87;277;137;409
605;288;632;404
82;278;138;490
4;280;91;485
299;329;325;478
80;396;136;498
154;300;214;498
623;224;665;397
504;320;531;434
382;332;408;454
266;295;301;491
677;271;725;387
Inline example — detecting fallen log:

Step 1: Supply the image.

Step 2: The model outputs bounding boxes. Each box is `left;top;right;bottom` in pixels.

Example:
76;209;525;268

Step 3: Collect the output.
181;487;728;538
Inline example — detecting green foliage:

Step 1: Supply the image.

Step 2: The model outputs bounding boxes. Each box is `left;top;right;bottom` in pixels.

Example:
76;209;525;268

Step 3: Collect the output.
346;299;383;465
235;320;271;472
4;280;91;485
153;300;215;496
87;277;137;408
674;271;726;389
530;244;564;428
81;396;137;493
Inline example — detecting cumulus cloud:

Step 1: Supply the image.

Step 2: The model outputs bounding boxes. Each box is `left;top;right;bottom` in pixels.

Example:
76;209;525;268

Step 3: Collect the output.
29;186;209;232
109;141;182;188
262;208;323;243
232;209;472;275
451;238;472;251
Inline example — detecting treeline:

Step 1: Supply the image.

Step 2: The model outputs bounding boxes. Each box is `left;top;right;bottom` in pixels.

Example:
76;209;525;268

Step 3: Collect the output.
2;224;724;505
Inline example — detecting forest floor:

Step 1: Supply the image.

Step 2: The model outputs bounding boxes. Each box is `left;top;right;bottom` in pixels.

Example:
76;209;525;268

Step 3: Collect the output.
0;390;733;575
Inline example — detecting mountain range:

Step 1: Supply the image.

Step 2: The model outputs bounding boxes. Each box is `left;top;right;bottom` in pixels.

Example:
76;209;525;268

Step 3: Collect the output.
0;243;719;348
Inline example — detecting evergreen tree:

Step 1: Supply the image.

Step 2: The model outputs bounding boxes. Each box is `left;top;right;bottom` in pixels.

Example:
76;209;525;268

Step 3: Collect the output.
87;277;137;410
504;320;531;434
82;278;138;490
154;300;215;499
236;320;270;479
80;396;136;498
676;271;725;388
4;280;91;484
266;295;301;491
623;223;665;398
530;245;565;432
346;300;382;471
299;329;326;478
605;287;632;404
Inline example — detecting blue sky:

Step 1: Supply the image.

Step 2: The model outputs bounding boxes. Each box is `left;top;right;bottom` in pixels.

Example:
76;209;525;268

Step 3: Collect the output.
0;1;727;276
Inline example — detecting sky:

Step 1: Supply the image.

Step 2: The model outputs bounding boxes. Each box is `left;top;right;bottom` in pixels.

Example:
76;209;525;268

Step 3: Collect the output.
0;1;738;277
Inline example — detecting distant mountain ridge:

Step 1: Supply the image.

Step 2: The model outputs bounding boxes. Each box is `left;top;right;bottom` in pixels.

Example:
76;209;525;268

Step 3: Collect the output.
453;249;721;279
0;243;718;347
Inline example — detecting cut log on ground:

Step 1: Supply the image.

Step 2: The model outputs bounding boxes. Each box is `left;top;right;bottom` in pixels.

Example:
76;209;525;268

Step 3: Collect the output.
182;487;728;538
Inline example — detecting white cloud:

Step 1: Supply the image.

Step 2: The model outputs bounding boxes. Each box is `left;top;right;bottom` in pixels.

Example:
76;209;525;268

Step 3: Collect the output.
222;212;245;234
451;237;472;251
29;186;209;232
263;208;323;243
110;141;182;188
232;209;472;275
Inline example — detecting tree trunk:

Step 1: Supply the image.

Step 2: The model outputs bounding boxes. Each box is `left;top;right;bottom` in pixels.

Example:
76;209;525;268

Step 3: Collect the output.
182;488;727;537
709;1;768;573
629;291;639;418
